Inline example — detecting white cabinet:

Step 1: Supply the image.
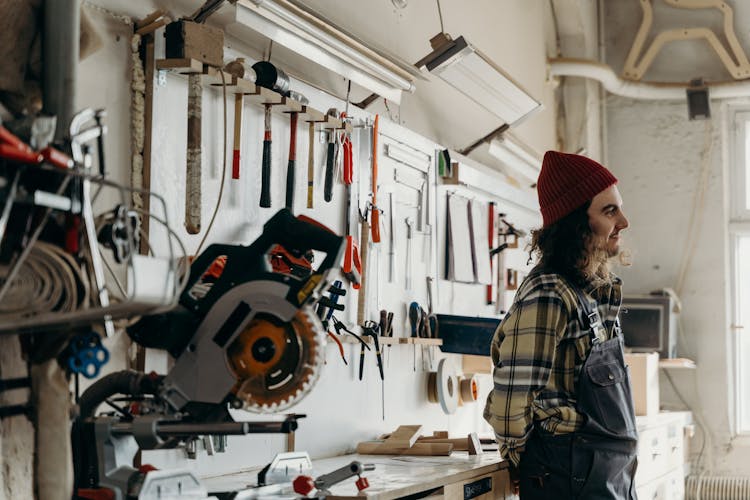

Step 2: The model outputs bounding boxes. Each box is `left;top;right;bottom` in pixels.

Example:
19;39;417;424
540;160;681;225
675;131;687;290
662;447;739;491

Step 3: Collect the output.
635;412;692;499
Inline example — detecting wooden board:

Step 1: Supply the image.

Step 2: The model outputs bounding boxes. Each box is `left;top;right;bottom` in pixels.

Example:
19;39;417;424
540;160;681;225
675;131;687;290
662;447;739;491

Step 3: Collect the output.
384;425;422;448
356;441;453;456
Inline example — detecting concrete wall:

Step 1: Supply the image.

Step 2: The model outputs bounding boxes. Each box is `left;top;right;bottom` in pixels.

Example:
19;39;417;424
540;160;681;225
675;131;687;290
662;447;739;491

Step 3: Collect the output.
605;95;738;473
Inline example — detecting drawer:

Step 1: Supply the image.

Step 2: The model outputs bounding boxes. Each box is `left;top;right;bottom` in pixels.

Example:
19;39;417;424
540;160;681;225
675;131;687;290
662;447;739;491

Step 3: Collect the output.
665;421;685;471
442;470;510;500
636;466;684;500
663;467;685;500
636;477;665;500
636;427;669;485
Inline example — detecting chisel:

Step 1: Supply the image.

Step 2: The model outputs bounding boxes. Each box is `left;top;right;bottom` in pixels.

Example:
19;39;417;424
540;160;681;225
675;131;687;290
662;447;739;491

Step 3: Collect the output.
307;121;314;208
285;111;298;210
260;103;272;208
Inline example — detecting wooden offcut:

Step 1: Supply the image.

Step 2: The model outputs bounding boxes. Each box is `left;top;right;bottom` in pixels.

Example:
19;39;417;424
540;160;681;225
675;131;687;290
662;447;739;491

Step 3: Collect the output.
356;441;453;456
384;425;422;448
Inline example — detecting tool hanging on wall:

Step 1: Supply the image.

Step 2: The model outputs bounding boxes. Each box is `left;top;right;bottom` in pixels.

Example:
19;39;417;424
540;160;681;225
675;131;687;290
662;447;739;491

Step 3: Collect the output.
224;58;247;180
252;60;293;209
404;217;414;290
323;109;338;203
486;202;496;305
307;121;315;208
388;192;395;283
260;103;273;207
370;115;381;243
285;111;298;209
185;73;202;233
341;112;360;289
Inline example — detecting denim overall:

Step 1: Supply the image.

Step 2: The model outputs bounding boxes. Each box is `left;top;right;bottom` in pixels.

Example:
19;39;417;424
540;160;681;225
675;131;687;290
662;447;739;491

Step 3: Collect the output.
519;273;638;499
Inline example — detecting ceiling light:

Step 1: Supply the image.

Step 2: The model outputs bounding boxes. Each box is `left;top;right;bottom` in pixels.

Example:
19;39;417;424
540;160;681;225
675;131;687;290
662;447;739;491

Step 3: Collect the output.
487;136;542;184
227;0;417;103
417;33;541;126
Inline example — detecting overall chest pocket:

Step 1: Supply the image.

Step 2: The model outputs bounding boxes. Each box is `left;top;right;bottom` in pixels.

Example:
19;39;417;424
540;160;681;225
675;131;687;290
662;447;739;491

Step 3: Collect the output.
584;359;636;435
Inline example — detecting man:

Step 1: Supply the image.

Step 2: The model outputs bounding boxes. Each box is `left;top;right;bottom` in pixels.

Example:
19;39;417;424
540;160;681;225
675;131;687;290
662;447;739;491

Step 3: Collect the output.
484;151;636;499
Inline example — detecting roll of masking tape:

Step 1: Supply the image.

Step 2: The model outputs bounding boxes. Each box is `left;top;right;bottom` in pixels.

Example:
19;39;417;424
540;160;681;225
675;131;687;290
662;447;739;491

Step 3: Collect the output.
459;374;480;403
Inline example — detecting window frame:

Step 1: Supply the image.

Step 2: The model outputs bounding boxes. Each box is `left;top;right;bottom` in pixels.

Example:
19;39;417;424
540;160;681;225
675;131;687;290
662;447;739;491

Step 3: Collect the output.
730;108;750;434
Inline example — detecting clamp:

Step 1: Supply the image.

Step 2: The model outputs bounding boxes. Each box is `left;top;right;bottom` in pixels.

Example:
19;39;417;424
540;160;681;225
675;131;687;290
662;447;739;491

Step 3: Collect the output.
293;460;375;496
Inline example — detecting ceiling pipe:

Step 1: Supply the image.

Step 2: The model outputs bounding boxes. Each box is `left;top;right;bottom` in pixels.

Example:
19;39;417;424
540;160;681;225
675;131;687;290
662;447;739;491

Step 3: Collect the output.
43;0;80;141
549;57;750;100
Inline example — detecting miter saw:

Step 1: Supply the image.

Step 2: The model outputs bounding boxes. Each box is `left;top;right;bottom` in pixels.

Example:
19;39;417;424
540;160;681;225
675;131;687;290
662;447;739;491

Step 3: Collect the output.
72;209;345;500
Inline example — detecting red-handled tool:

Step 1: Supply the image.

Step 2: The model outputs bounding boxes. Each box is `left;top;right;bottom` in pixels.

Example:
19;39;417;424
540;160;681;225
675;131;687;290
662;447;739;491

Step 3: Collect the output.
340;112;360;289
285;111;298;209
232;93;242;179
0;126;42;164
370;115;381;243
260;104;272;207
342;235;361;289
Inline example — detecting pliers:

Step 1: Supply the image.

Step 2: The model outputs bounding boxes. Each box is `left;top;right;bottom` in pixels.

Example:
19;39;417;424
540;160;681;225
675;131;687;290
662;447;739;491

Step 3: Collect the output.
360;320;384;381
331;315;370;350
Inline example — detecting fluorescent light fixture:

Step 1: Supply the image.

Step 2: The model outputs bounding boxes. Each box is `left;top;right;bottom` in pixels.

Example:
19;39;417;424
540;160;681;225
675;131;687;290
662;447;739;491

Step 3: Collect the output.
487;136;541;183
228;0;416;103
417;33;541;126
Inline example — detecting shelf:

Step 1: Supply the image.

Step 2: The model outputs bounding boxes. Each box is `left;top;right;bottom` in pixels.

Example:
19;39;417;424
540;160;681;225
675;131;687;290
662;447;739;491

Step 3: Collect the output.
155;58;352;131
658;358;696;369
329;335;442;346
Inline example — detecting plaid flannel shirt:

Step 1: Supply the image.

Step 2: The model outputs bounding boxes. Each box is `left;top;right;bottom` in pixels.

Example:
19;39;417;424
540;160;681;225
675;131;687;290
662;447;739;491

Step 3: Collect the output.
483;270;623;466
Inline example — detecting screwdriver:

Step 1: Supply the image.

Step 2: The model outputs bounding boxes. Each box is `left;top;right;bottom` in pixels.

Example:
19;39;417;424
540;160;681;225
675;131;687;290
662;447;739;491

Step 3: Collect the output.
408;301;421;372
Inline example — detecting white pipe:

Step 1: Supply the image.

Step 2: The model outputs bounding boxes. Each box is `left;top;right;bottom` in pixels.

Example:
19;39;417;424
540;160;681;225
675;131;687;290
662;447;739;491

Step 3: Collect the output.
549;58;750;100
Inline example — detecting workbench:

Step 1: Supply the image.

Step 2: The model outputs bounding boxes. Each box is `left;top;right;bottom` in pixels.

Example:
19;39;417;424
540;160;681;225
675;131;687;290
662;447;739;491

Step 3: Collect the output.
202;452;512;499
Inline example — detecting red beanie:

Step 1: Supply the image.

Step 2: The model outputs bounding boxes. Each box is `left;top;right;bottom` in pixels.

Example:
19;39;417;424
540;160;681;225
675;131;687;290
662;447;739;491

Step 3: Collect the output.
537;151;618;227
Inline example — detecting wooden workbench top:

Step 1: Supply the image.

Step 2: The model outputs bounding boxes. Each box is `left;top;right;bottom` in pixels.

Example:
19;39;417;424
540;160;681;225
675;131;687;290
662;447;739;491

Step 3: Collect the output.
202;452;509;499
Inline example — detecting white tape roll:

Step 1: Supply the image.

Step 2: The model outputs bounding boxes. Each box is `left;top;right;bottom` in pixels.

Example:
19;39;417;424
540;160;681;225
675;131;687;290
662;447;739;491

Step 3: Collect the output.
436;358;459;414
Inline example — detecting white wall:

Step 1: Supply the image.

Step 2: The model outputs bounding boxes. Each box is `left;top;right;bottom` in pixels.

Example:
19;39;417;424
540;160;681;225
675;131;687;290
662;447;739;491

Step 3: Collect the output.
605;95;739;473
73;0;553;481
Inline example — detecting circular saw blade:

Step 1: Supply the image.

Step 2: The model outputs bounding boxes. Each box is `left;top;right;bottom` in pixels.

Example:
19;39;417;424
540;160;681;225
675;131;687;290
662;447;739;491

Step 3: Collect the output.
227;306;325;413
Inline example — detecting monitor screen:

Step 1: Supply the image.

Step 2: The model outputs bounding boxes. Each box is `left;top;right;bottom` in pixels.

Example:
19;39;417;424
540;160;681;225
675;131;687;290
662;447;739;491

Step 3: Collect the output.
620;306;663;351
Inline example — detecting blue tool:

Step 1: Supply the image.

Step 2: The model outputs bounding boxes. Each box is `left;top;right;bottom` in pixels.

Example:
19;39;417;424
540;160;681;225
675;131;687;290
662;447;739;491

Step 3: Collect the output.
68;332;110;379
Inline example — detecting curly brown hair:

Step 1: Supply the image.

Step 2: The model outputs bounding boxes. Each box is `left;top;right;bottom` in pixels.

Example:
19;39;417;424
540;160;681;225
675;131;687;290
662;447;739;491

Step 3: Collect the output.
528;201;613;289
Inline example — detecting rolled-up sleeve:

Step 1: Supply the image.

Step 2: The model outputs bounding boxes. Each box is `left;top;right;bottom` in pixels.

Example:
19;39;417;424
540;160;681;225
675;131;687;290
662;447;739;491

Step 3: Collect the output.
483;280;568;465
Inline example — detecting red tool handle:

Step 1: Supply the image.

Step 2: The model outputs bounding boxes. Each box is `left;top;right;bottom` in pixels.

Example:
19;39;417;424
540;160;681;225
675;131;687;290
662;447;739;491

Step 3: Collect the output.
342;135;353;185
0;126;34;154
285;112;298;209
232;94;243;179
342;235;361;289
0;143;42;164
370;115;380;243
260;104;272;208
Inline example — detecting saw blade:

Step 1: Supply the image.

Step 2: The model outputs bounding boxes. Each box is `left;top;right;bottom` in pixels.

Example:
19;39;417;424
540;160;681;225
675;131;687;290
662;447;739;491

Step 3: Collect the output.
228;306;325;413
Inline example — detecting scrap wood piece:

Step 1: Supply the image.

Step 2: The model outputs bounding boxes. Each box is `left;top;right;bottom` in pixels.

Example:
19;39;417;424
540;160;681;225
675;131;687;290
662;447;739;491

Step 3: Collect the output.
416;437;470;452
467;432;482;456
383;425;422;448
356;441;453;456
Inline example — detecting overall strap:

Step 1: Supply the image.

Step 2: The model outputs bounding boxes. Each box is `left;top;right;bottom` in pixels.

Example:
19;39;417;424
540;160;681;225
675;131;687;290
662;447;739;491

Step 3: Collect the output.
528;265;602;345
